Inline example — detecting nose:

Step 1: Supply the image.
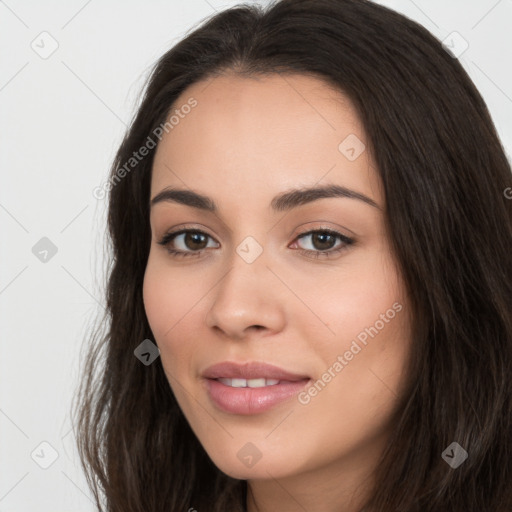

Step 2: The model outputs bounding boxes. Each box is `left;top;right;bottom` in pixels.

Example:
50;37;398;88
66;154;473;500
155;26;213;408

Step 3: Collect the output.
204;248;286;341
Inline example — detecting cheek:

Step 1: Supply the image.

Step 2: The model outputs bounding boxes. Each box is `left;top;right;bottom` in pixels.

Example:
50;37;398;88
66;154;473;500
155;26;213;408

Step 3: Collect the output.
300;245;404;344
142;253;213;383
143;265;173;339
143;251;202;336
142;256;191;360
294;274;410;468
301;247;410;406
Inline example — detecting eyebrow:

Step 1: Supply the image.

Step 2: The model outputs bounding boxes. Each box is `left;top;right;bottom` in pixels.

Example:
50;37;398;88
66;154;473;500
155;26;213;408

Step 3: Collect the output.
150;184;380;212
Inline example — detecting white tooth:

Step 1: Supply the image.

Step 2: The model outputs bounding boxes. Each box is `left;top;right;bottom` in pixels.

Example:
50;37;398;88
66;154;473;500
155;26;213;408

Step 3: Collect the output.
218;377;281;387
247;378;267;388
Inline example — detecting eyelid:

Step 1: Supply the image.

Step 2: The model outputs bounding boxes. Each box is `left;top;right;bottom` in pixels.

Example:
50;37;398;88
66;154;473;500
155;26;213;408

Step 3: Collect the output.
293;227;353;244
289;226;354;255
158;223;216;239
159;222;354;243
157;224;219;249
290;221;356;240
157;223;355;262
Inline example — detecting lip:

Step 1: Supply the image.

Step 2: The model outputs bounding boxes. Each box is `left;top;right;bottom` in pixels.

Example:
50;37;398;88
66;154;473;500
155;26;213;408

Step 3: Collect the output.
202;361;311;415
202;361;310;381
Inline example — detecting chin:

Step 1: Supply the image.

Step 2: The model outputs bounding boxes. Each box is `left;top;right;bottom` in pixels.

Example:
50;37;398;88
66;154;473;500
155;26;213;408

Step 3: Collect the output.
204;446;306;481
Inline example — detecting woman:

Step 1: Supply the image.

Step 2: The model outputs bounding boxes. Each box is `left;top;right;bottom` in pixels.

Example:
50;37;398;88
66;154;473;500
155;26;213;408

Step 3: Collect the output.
73;0;512;510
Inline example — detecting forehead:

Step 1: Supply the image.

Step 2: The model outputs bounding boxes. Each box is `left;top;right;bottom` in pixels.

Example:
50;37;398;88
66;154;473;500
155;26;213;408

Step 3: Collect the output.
150;73;382;210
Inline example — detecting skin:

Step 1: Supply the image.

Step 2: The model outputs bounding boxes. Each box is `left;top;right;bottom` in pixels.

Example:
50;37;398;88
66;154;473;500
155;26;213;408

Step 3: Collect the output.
143;73;412;512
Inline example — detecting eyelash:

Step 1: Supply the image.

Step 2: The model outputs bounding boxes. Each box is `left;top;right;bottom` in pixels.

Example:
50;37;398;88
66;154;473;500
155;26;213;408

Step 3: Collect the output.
157;227;354;260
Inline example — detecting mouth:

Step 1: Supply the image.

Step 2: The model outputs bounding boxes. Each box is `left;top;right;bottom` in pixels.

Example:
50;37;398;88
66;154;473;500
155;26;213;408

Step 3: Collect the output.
202;361;310;381
216;377;280;388
201;361;311;415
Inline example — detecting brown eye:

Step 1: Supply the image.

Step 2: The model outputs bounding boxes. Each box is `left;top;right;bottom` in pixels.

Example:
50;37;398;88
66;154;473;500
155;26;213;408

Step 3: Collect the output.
158;227;354;260
182;232;208;250
157;229;219;257
294;229;354;255
309;232;338;251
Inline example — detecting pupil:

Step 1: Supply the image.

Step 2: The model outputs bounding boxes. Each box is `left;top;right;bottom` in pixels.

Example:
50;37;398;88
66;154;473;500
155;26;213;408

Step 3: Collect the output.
187;232;206;250
314;233;334;250
183;232;335;251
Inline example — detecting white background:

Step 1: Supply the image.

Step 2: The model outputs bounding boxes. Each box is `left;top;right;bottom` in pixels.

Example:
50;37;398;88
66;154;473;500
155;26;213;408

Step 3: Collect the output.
1;0;511;509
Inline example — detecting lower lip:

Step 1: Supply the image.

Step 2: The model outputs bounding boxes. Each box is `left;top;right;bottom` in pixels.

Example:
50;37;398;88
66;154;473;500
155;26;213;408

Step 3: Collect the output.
204;378;311;415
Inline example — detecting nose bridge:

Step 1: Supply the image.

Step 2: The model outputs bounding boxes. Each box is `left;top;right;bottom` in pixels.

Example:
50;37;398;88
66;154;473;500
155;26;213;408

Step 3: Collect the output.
204;234;285;338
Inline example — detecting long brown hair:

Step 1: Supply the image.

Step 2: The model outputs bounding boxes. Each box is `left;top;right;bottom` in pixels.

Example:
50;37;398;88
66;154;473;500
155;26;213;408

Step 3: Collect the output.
72;0;512;510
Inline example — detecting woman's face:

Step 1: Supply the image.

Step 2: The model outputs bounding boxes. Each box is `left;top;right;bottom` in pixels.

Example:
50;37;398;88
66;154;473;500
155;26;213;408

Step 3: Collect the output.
143;73;411;485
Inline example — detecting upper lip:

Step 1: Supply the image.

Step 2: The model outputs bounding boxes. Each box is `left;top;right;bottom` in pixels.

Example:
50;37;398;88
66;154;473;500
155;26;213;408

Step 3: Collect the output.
202;361;310;381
